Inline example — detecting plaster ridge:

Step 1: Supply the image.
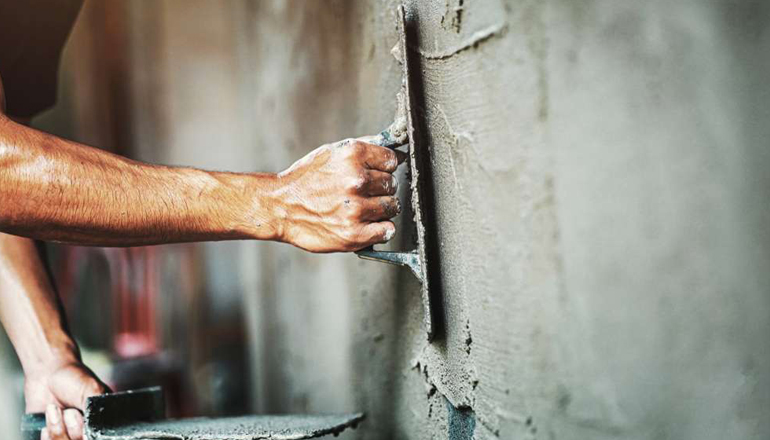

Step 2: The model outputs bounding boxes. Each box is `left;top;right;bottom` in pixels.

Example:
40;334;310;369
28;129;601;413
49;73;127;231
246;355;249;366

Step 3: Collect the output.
414;22;508;60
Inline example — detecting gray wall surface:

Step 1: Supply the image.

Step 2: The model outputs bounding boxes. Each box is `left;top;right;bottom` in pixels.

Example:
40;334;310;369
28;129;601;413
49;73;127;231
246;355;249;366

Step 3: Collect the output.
48;0;770;439
235;1;770;439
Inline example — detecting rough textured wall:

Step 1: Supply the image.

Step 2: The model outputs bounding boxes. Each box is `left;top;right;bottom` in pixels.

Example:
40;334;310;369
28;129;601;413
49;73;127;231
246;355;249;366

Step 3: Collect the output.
44;0;770;439
391;1;770;439
233;1;770;439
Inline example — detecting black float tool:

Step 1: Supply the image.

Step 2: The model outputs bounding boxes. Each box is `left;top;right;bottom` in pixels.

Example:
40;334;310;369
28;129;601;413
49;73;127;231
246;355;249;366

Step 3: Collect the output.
22;387;362;440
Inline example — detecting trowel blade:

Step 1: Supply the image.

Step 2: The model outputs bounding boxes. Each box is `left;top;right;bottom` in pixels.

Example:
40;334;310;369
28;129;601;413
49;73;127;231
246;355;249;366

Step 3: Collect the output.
399;4;437;340
356;4;438;341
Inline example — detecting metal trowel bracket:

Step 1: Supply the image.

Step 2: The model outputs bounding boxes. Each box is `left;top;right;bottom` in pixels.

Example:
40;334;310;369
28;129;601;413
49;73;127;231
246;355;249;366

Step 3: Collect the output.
357;248;422;282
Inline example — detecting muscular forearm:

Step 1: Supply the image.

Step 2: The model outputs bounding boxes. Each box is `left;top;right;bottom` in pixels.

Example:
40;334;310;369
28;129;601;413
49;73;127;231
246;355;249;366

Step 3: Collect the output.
0;233;108;431
0;115;279;246
0;234;78;376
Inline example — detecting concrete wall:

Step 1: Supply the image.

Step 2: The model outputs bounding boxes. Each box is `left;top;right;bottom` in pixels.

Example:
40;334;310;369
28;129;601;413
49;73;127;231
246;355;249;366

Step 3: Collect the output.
49;0;770;439
234;1;770;439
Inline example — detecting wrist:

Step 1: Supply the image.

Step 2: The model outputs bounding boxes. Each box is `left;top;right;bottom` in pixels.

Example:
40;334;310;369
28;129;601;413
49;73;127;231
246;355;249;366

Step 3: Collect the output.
215;171;287;243
21;334;80;381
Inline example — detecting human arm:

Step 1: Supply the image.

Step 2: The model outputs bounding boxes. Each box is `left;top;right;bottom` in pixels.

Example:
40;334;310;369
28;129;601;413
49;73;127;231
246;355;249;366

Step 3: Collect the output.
0;234;108;440
0;114;282;246
0;73;404;251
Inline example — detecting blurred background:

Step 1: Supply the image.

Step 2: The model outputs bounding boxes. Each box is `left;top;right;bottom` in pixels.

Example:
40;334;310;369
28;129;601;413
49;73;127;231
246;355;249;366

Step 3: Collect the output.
1;1;770;440
1;0;398;433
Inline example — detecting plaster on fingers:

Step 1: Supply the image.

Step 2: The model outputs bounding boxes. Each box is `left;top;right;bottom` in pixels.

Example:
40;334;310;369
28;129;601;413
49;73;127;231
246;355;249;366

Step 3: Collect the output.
360;196;401;221
363;170;398;196
361;221;396;246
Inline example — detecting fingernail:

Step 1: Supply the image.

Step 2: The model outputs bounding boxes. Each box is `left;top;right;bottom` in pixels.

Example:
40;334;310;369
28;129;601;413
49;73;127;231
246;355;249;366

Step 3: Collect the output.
41;427;50;440
46;404;60;425
384;227;395;241
64;409;78;429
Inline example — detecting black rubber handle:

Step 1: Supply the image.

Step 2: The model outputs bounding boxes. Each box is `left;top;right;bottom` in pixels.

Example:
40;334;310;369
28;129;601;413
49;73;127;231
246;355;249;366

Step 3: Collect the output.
21;413;45;440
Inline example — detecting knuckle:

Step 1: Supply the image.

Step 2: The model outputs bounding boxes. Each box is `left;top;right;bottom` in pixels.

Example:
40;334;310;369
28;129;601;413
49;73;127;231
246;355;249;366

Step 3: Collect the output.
342;212;359;228
348;204;364;219
348;173;368;191
346;139;364;155
384;176;397;193
385;151;398;170
335;139;356;157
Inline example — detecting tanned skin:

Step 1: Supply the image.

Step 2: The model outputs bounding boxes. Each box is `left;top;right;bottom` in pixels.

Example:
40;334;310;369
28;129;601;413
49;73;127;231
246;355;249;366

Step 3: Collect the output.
0;73;405;440
0;234;108;440
0;117;404;250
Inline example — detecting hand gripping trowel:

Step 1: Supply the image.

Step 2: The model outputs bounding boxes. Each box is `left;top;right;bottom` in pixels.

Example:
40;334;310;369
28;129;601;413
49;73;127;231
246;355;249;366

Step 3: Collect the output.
357;5;440;341
22;387;363;440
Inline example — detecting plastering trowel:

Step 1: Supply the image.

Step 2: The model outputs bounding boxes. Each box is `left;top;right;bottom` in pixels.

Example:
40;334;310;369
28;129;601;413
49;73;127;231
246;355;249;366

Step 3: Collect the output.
356;5;440;341
21;387;363;440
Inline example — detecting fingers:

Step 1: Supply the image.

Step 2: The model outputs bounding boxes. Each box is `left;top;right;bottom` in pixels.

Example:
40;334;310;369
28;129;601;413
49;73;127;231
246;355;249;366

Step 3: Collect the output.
359;196;401;221
63;409;84;440
354;140;407;172
359;221;397;247
44;404;70;440
362;170;398;196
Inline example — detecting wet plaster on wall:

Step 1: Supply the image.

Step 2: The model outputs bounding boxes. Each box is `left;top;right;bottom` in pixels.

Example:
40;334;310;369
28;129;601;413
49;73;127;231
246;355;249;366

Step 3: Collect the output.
396;0;559;438
392;1;770;439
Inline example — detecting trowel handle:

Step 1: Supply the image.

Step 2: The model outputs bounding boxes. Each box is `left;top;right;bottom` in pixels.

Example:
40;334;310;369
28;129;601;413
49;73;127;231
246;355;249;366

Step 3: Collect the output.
355;247;423;282
21;413;45;440
371;126;407;150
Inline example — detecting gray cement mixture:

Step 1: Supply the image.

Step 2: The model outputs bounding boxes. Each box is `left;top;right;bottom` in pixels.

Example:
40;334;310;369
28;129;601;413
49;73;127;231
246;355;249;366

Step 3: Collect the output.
91;413;363;440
